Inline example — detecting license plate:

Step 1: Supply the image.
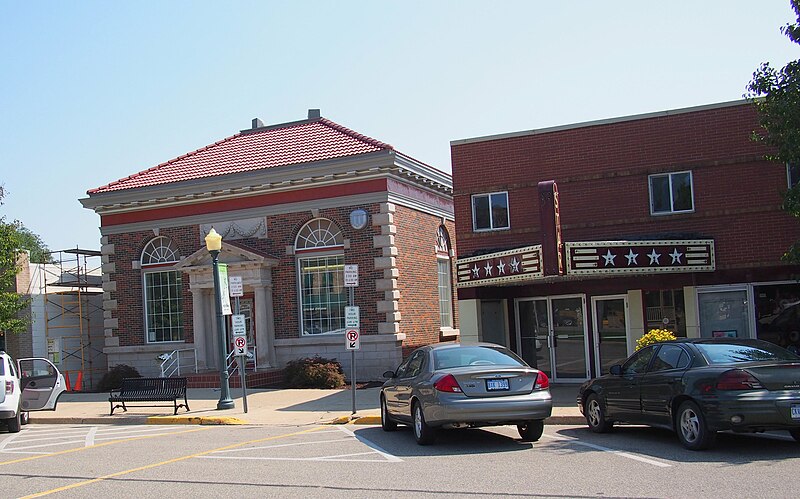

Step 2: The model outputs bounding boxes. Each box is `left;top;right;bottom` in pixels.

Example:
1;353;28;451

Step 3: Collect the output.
792;405;800;420
486;378;509;391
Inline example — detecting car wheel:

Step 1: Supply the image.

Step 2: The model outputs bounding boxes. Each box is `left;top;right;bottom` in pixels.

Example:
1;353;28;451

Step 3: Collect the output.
412;401;436;445
676;401;716;450
6;412;21;433
585;394;613;433
380;395;397;432
517;420;544;442
789;428;800;442
20;412;30;425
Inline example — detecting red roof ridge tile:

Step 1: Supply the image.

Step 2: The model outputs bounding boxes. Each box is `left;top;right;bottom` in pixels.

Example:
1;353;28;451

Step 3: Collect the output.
87;132;242;194
318;118;394;150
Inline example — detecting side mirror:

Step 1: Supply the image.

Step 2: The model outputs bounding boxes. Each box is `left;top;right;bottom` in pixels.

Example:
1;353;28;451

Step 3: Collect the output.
609;365;623;376
383;370;396;379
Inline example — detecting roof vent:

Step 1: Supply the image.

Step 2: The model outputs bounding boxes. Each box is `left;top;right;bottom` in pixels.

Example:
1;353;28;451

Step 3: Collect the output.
252;118;264;129
308;109;321;119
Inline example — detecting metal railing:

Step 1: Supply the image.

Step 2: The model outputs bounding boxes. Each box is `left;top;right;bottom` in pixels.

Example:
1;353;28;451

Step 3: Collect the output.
227;345;258;374
159;348;198;377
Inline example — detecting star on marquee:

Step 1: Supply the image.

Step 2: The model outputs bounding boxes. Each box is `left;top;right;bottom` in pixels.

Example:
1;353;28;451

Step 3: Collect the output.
497;260;506;275
625;249;639;266
472;264;480;278
510;257;520;273
602;250;616;266
484;261;494;276
670;248;683;264
647;249;661;265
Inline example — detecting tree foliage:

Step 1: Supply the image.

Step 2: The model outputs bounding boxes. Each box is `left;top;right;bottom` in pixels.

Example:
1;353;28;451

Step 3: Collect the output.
747;0;800;262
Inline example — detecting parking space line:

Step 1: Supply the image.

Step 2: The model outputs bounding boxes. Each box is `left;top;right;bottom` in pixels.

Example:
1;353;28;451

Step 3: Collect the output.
199;452;384;462
541;433;671;468
337;426;403;462
85;426;98;447
20;426;328;498
212;437;354;453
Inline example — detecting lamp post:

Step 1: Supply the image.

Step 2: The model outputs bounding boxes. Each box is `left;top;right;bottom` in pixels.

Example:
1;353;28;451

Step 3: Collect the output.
205;227;234;410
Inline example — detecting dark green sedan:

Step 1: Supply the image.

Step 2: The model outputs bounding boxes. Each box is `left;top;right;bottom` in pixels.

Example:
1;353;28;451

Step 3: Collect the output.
577;338;800;450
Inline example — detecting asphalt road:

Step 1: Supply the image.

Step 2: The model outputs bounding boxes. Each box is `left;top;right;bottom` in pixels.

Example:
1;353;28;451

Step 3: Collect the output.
1;422;798;498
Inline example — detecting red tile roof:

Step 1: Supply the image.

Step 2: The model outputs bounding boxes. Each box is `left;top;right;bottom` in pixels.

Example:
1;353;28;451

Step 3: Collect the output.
88;118;394;193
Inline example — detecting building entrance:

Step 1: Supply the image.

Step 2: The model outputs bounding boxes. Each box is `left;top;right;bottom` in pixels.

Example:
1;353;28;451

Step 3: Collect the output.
515;295;589;382
591;295;629;377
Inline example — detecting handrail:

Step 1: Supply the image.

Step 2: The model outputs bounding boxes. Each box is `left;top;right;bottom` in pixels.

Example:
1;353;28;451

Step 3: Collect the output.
227;345;258;374
159;348;198;377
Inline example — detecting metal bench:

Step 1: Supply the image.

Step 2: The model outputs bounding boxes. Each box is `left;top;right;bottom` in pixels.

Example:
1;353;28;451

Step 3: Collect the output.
108;377;189;415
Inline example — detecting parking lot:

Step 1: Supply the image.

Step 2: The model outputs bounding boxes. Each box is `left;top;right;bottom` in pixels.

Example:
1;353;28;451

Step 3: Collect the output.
1;423;798;498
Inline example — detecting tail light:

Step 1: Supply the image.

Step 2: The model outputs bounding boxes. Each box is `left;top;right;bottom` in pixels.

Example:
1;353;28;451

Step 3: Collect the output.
434;374;463;393
535;371;550;390
5;380;13;394
717;369;763;390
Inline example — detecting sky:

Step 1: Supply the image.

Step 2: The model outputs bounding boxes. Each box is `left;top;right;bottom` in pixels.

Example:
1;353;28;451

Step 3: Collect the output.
1;1;798;253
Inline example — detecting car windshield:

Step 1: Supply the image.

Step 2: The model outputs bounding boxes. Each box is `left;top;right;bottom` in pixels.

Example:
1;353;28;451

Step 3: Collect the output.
695;342;800;364
433;346;526;370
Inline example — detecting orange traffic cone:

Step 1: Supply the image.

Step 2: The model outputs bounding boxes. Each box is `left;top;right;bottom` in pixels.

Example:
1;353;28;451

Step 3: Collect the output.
73;371;83;392
64;371;72;391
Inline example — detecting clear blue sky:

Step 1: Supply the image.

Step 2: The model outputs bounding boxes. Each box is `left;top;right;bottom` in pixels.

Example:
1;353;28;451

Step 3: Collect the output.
1;1;798;252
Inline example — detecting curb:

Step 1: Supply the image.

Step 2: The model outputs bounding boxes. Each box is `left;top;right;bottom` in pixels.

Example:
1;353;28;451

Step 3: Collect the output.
329;415;585;426
147;416;248;425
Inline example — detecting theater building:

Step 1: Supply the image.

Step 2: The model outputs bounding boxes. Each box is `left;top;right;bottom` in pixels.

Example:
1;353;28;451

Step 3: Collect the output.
451;100;800;383
80;111;457;381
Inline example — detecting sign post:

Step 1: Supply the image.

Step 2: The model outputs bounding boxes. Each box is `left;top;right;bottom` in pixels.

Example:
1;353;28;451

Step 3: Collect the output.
344;265;359;415
229;275;247;413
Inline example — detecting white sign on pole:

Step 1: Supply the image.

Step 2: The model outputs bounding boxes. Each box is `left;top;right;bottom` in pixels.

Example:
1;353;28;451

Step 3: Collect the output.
233;335;248;356
231;314;247;337
345;306;360;329
218;264;232;315
344;264;359;287
345;329;360;350
229;276;243;297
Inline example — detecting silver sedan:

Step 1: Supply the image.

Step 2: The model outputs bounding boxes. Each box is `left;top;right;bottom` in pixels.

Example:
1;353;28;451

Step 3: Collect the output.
380;342;552;445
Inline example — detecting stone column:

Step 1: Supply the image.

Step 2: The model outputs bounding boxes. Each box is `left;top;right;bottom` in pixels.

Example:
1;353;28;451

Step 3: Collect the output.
191;287;209;370
255;281;278;367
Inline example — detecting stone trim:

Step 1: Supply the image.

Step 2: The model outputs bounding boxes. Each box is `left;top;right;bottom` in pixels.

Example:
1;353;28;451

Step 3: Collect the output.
374;203;400;334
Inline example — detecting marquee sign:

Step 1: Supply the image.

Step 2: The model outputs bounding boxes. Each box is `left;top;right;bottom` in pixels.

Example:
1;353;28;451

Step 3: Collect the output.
456;245;543;287
565;239;715;275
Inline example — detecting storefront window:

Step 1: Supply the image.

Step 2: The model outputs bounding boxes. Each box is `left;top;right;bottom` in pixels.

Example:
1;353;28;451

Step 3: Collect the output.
755;283;800;348
644;289;686;337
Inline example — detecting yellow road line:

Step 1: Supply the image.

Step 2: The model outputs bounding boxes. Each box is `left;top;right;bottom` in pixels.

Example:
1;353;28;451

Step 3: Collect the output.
21;426;327;498
0;427;209;466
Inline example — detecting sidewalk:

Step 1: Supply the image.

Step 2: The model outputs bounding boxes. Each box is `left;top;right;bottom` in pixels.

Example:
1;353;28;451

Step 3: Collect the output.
29;384;585;426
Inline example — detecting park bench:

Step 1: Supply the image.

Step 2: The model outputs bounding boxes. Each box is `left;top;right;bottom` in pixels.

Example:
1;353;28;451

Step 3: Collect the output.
108;377;189;415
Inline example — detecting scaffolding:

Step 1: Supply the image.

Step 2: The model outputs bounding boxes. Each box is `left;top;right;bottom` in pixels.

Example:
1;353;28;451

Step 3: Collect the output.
37;248;104;391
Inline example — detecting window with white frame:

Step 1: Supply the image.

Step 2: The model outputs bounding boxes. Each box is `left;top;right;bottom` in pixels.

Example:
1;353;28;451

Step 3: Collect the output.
141;237;183;343
296;219;346;336
649;171;694;215
472;191;509;231
789;162;800;188
437;226;453;328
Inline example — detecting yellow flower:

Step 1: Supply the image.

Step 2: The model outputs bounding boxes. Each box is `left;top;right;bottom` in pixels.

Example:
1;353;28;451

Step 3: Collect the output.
635;328;677;351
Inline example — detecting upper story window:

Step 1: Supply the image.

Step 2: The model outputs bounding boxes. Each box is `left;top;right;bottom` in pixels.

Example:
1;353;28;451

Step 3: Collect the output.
141;237;183;343
296;219;346;336
649;171;694;215
789;162;800;188
472;191;509;231
436;226;453;329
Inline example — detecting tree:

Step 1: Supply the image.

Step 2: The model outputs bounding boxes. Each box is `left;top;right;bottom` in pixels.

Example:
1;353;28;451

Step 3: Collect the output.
0;220;29;336
747;0;800;262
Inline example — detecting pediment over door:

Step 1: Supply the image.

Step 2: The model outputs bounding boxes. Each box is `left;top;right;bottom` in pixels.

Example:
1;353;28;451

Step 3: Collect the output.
176;242;279;289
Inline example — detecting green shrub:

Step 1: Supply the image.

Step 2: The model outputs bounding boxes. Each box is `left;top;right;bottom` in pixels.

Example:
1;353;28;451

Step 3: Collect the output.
635;328;677;351
283;356;346;389
97;364;142;391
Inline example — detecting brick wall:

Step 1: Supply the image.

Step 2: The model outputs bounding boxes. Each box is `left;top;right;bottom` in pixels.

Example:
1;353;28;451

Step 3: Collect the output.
452;102;796;271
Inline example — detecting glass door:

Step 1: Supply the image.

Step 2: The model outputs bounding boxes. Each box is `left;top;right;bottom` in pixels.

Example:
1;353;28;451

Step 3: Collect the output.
516;295;588;382
698;288;751;339
592;295;629;377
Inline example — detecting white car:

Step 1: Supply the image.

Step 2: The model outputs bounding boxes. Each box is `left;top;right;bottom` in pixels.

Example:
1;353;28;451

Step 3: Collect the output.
0;352;66;432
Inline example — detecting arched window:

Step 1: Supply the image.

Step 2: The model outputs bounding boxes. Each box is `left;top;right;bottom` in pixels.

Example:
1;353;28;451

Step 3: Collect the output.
296;219;346;335
141;237;183;342
437;226;453;328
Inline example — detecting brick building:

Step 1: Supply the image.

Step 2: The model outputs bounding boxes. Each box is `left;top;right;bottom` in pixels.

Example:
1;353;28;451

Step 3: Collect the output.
80;111;457;380
451;100;800;383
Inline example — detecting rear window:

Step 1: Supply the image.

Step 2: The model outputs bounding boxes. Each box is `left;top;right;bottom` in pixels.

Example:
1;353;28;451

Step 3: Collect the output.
433;346;526;370
696;342;800;364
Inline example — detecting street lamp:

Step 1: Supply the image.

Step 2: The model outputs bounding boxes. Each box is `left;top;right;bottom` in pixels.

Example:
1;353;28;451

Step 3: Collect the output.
205;227;234;410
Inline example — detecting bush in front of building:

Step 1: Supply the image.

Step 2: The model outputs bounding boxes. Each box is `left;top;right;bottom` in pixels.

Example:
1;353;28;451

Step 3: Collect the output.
97;364;142;391
635;328;677;351
283;356;346;389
